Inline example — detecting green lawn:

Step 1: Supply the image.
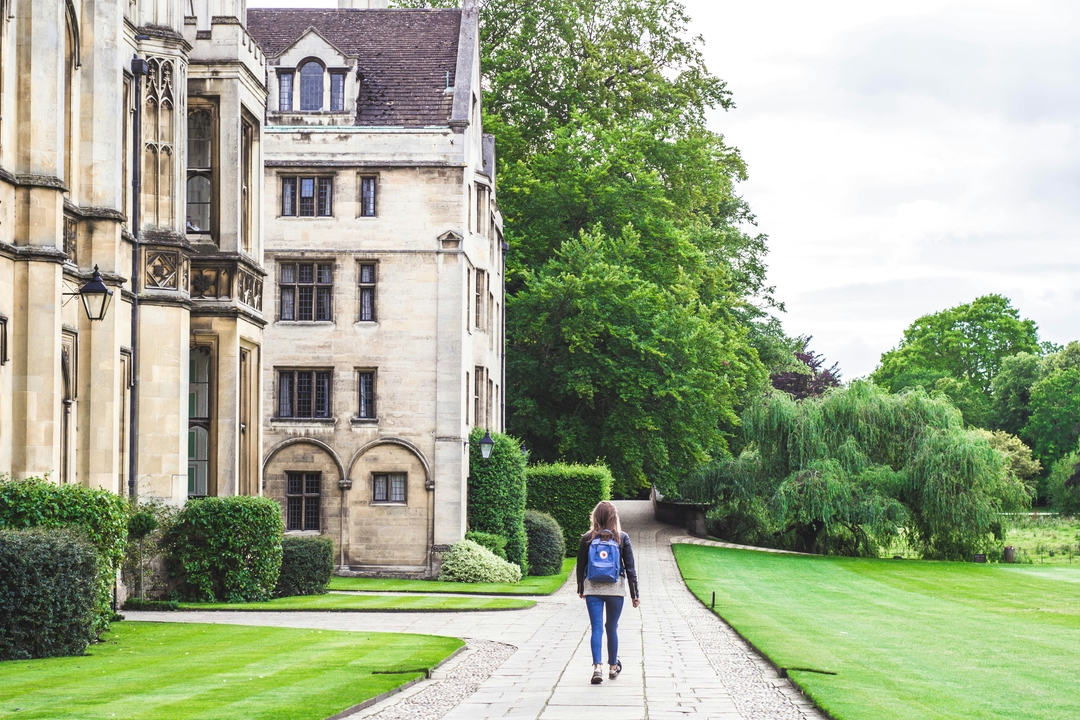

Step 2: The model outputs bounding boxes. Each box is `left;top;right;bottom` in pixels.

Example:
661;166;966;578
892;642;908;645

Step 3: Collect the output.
178;594;534;611
0;622;462;720
1005;514;1080;565
328;557;575;595
673;543;1080;720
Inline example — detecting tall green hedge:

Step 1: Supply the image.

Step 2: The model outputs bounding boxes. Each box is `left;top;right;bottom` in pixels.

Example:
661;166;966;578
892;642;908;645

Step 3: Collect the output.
526;463;613;555
163;496;283;603
0;476;128;633
0;529;100;660
524;509;565;576
467;428;528;572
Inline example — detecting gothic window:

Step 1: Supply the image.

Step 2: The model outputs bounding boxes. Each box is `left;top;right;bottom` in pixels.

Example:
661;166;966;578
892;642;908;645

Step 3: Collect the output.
277;369;332;419
186;109;214;236
330;72;346;112
358;370;376;419
372;473;406;504
299;61;323;111
279;71;294;111
286;472;320;531
241;118;254;253
360;177;377;217
188;346;212;497
279;262;333;322
358;263;376;322
143;58;176;229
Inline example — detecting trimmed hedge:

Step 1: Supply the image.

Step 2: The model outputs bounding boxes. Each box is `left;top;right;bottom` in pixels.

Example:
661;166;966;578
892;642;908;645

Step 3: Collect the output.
0;476;128;633
524;510;565;576
0;529;99;660
468;428;529;573
465;530;507;559
438;539;522;583
122;598;179;612
275;536;334;597
525;463;613;555
163;496;283;603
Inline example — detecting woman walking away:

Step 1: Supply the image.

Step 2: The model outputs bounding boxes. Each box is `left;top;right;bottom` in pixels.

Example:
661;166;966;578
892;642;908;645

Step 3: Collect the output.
577;501;639;685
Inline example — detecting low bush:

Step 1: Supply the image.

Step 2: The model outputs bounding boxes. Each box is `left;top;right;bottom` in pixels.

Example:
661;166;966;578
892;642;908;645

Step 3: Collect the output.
163;496;283;603
465;530;507;559
467;428;529;573
526;463;613;554
122;501;175;602
275;536;334;597
121;598;179;612
524;510;565;576
0;529;99;660
438;539;522;583
0;476;127;633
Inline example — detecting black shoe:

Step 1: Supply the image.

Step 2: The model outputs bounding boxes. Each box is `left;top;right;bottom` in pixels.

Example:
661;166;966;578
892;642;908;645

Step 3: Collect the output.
609;660;622;680
591;667;603;685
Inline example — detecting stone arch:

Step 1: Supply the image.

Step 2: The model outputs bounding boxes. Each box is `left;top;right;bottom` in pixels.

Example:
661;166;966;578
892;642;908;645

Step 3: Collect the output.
263;436;345;482
347;437;430;487
64;0;81;69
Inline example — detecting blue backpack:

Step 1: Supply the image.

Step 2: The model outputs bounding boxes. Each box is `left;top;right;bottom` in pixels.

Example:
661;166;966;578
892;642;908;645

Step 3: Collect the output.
586;530;622;583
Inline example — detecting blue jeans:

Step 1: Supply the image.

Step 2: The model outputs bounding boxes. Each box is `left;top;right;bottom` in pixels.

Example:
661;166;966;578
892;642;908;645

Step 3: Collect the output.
585;595;624;665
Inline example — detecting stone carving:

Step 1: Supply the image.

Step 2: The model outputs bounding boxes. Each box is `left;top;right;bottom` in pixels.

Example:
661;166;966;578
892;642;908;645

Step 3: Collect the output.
145;250;179;289
237;268;263;311
63;216;77;262
190;266;232;300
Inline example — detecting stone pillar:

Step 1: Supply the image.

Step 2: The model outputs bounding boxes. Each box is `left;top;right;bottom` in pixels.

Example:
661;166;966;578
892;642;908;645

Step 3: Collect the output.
432;249;467;545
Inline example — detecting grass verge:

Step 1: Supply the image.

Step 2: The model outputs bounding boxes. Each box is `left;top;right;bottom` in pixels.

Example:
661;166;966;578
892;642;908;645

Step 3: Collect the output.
178;594;535;612
328;557;575;595
673;543;1080;720
0;621;462;720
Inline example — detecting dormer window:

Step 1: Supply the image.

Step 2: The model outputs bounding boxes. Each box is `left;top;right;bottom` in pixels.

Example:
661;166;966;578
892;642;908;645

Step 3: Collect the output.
299;61;324;111
330;72;346;112
279;72;294;112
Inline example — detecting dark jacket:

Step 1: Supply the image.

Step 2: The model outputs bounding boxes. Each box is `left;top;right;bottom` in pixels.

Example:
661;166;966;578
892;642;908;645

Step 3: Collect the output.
576;531;639;600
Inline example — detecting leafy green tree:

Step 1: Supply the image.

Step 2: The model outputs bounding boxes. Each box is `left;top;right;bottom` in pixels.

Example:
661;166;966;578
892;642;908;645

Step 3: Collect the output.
989;352;1041;436
508;227;762;497
932;377;990;428
679;382;1030;559
1025;367;1080;468
873;295;1041;395
400;0;774;494
971;429;1042;494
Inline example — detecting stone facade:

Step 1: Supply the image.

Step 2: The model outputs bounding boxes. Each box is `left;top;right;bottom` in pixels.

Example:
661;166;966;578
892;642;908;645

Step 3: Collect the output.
0;0;267;503
250;0;505;576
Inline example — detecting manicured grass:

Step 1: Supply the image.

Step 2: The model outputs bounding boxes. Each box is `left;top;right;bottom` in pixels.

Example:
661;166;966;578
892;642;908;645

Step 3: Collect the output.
328;557;575;595
0;621;462;720
673;543;1080;720
178;594;534;611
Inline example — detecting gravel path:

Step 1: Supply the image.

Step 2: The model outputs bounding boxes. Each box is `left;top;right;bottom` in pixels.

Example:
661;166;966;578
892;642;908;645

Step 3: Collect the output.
126;500;828;720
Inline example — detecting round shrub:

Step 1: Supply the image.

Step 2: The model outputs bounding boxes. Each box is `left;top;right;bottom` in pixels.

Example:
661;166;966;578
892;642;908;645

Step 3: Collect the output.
0;529;99;660
467;428;529;573
275;536;334;597
465;530;507;559
524;510;565;576
0;476;127;633
163;496;283;603
438;539;522;584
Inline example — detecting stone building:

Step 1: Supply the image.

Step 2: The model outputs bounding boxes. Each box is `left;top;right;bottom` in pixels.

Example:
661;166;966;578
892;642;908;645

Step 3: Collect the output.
0;0;267;503
249;0;505;576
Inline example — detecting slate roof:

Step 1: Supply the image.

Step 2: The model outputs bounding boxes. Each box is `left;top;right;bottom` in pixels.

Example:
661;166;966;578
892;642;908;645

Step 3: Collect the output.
246;9;462;127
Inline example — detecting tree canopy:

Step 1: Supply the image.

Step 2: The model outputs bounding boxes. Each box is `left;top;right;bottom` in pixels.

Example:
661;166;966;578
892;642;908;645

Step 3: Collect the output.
401;0;777;495
872;295;1041;395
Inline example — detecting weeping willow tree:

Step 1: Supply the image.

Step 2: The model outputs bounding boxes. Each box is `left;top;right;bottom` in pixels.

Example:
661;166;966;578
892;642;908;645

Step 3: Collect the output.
680;381;1031;559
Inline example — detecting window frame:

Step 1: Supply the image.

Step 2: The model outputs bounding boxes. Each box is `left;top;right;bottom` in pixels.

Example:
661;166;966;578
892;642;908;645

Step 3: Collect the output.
278;261;334;323
359;176;377;217
185;104;217;239
187;344;214;498
278;70;294;112
281;175;334;218
276;368;333;419
358;262;377;322
330;71;346;112
357;368;376;420
371;472;407;505
286;471;321;531
0;315;7;365
298;60;325;112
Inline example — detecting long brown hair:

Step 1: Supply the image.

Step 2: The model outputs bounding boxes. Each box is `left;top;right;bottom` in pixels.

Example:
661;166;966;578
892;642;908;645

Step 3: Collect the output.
587;501;623;546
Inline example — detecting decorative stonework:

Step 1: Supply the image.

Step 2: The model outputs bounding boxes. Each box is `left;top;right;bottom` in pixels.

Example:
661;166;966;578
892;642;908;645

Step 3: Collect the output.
237;267;263;311
145;250;179;289
63;216;77;262
190;265;232;300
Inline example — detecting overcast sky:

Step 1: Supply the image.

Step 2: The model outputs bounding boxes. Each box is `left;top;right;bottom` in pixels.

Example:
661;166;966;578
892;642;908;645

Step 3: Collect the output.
249;0;1080;377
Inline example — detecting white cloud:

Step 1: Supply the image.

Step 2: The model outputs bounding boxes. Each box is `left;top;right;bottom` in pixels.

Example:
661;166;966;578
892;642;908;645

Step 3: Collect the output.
685;0;1080;376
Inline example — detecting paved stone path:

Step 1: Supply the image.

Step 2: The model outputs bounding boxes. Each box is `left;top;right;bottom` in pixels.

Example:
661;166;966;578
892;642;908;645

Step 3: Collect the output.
128;501;827;720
